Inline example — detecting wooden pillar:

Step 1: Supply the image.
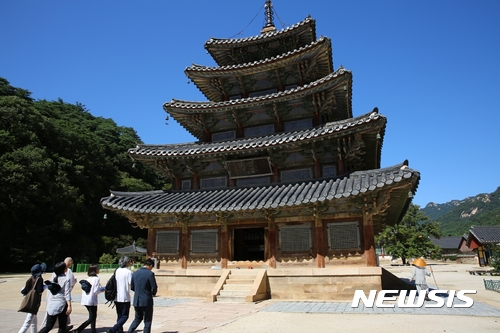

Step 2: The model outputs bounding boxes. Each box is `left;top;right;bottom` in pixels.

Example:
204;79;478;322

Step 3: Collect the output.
220;227;229;269
267;221;277;269
192;172;199;190
315;215;325;268
236;123;244;138
174;176;181;191
147;228;156;258
314;159;321;178
272;165;279;183
180;225;189;269
313;112;320;127
363;213;377;267
276;117;283;132
204;129;211;142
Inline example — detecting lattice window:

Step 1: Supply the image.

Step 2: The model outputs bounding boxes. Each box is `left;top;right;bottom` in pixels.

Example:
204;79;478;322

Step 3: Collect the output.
323;165;337;178
281;168;312;182
212;131;236;142
156;231;180;254
190;229;218;254
279;225;311;253
181;180;191;191
244;124;275;137
237;176;271;186
226;157;273;179
327;222;361;250
284;118;313;132
200;177;227;189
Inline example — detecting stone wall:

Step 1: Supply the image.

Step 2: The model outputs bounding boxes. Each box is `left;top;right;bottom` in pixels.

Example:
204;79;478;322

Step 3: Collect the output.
154;267;382;301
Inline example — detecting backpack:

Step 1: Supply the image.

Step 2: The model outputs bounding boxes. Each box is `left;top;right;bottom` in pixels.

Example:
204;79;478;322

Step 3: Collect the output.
104;270;117;307
44;280;61;295
79;279;91;294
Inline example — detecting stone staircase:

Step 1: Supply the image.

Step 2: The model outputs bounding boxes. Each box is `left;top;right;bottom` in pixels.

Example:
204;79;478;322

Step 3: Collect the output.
211;269;269;303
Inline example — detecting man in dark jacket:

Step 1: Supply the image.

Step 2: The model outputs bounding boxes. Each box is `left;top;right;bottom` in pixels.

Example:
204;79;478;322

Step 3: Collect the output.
126;258;157;333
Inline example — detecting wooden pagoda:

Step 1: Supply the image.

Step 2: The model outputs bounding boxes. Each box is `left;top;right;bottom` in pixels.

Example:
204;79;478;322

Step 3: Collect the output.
101;1;420;300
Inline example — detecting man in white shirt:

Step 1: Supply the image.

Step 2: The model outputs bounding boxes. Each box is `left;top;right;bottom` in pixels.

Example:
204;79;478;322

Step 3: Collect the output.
64;257;77;328
107;256;133;333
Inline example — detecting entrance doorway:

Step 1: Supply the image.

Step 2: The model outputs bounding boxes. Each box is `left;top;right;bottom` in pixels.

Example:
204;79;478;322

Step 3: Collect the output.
233;228;265;261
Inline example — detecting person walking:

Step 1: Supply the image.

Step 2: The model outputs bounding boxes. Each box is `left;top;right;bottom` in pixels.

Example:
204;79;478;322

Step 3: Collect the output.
39;261;72;333
40;257;77;331
409;258;432;301
72;264;104;333
18;263;46;333
64;257;77;329
126;259;157;333
107;256;133;333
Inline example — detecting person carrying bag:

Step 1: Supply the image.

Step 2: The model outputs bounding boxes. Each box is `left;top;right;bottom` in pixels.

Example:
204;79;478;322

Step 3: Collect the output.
18;263;46;333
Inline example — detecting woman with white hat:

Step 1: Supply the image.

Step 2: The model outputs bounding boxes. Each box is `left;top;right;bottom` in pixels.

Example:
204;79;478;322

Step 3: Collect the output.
18;263;46;333
409;258;432;300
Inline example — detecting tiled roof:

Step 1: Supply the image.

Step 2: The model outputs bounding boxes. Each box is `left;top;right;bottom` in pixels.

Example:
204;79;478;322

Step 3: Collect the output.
100;161;419;215
469;226;500;244
205;16;315;46
165;67;351;112
187;37;331;74
430;236;462;250
129;110;384;158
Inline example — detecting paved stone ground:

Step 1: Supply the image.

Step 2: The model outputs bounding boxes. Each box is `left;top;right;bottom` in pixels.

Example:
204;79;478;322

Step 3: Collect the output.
3;262;500;332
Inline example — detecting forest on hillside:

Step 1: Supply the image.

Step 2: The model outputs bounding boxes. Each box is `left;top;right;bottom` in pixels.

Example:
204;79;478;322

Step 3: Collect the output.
421;187;500;236
0;78;170;272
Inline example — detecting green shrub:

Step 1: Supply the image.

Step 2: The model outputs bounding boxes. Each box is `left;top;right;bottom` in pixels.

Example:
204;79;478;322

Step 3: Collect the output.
99;253;116;265
491;245;500;271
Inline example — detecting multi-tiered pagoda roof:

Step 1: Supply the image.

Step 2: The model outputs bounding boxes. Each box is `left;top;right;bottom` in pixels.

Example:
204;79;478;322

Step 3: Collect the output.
101;2;419;274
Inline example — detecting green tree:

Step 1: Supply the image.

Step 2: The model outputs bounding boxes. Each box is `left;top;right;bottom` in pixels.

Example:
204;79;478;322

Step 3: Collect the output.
491;245;500;271
376;204;442;265
0;77;170;270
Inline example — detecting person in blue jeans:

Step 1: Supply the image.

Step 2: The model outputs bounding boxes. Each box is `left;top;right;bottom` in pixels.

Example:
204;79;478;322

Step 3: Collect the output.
107;256;132;333
126;258;157;333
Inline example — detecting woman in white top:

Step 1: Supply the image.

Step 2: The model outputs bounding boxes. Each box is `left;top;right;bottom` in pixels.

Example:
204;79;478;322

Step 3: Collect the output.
72;264;104;333
39;262;72;333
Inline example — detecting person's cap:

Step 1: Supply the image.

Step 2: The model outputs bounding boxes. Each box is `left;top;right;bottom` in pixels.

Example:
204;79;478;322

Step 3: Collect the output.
412;258;427;267
31;263;47;277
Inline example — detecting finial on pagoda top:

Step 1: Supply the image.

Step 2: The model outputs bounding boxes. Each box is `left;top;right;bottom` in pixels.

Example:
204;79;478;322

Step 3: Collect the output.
261;0;276;34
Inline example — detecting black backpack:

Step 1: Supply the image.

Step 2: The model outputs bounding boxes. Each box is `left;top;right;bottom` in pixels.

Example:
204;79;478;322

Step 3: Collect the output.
79;279;91;294
104;270;117;307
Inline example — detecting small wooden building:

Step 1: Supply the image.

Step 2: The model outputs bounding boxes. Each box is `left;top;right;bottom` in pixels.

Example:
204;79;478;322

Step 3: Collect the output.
466;226;500;266
101;1;420;300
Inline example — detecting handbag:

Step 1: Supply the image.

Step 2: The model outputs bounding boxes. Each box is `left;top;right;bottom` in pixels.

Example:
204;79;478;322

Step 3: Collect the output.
18;277;41;314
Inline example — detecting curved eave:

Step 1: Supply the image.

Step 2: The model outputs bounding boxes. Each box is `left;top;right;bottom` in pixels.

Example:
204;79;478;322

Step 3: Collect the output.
187;37;333;101
165;68;353;140
205;17;317;67
129;110;385;160
100;161;419;219
167;67;350;112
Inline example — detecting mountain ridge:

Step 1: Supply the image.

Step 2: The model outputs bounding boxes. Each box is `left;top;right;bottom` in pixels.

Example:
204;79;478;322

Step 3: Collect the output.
420;186;500;236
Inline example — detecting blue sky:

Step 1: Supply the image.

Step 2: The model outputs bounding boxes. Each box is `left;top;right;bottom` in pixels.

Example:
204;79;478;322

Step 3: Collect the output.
2;1;499;207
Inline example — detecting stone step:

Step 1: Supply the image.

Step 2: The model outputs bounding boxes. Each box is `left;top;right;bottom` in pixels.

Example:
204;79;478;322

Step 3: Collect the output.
222;283;252;291
215;295;247;303
227;273;257;279
229;269;259;275
219;289;248;297
225;278;255;284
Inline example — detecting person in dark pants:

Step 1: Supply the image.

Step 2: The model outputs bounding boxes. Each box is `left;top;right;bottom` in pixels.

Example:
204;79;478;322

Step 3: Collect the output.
126;259;157;333
72;264;104;333
39;262;72;333
107;256;132;333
